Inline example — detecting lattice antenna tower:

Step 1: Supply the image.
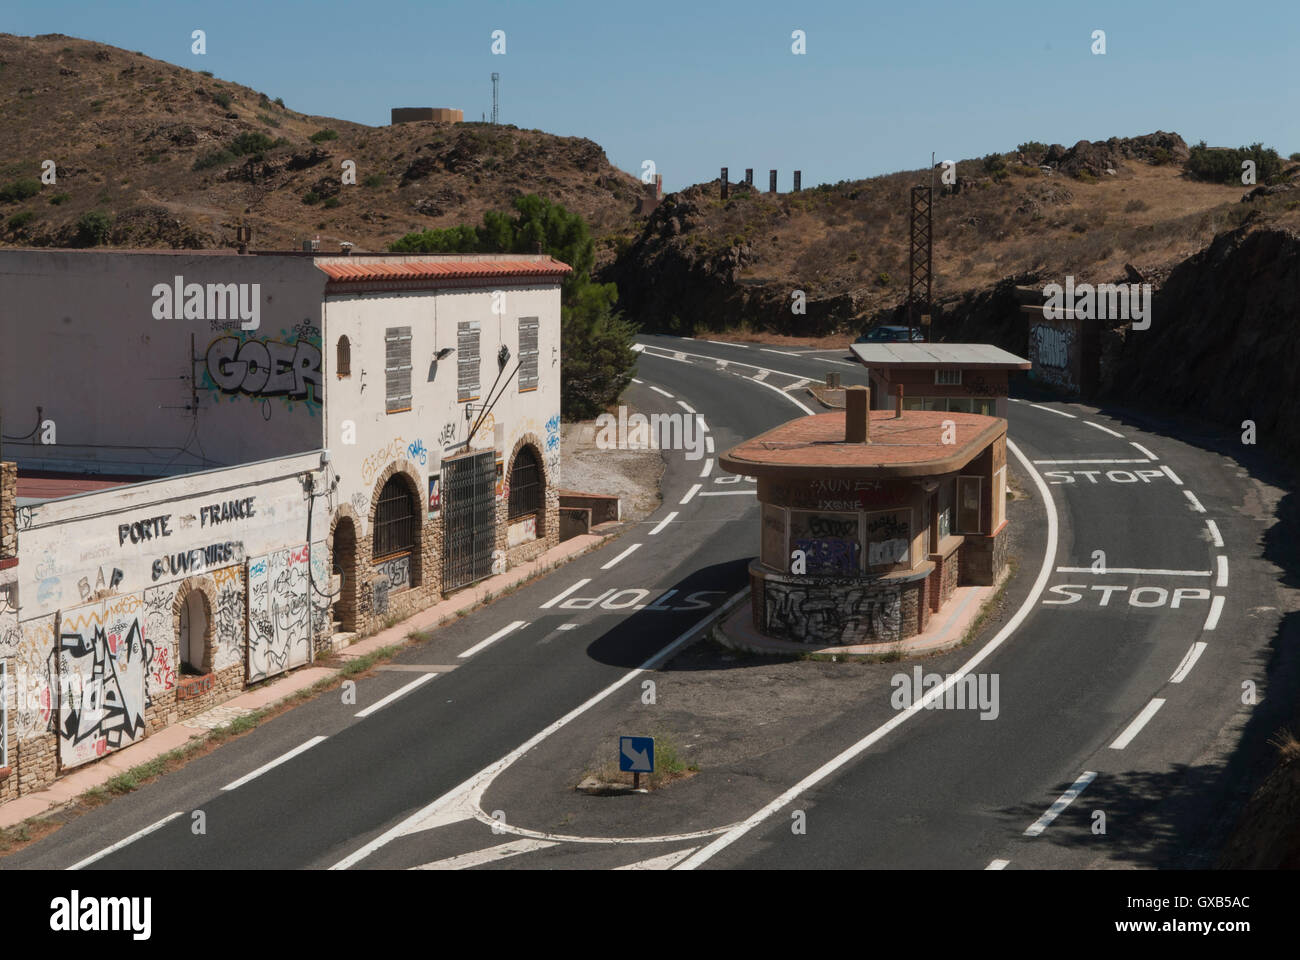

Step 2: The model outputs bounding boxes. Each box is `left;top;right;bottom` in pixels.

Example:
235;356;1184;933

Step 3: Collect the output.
491;72;499;125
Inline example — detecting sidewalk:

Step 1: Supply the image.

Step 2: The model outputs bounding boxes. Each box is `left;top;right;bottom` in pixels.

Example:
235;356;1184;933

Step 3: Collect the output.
0;532;607;830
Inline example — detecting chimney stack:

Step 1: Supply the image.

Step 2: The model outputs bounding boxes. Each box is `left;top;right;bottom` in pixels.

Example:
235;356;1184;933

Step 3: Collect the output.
895;384;904;418
845;385;871;443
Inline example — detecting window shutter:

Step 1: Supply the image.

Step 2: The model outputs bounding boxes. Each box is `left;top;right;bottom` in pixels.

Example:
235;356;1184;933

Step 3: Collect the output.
518;317;539;390
458;321;480;401
385;326;412;413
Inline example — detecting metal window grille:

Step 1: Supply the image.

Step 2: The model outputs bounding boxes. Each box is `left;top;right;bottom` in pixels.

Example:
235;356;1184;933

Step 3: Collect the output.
385;327;412;412
518;317;539;390
458;321;481;401
373;476;418;560
935;368;962;386
508;446;542;519
337;336;351;377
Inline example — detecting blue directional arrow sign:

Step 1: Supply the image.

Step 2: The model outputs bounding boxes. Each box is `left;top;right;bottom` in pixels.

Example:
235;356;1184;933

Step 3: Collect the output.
619;736;655;773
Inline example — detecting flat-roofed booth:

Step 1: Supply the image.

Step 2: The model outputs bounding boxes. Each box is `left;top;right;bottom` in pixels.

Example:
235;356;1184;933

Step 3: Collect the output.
720;387;1009;647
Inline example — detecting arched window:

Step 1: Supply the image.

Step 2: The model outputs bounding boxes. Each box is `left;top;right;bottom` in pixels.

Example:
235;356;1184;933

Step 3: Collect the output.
373;475;418;559
508;446;542;519
336;335;351;377
179;589;210;675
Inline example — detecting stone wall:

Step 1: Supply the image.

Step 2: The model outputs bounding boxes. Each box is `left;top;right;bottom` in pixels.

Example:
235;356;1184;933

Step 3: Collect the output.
958;523;1008;587
0;461;15;560
749;561;930;646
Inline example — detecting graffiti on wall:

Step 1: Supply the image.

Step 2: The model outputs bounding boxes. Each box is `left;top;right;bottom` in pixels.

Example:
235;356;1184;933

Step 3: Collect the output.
1029;322;1078;392
212;565;244;672
201;328;322;412
247;545;312;682
361;437;412;485
764;581;903;646
865;510;911;568
15;618;56;740
792;538;859;574
407;438;427;466
375;554;410;592
0;612;19;660
508;515;537;548
142;586;177;701
310;541;330;644
57;597;148;769
544;414;561;473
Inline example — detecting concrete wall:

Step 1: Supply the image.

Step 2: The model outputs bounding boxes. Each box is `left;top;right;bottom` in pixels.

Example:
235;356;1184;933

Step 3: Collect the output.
0;251;326;476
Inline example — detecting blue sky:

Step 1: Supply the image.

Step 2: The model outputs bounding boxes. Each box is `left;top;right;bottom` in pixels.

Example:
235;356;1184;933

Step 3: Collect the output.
11;0;1300;191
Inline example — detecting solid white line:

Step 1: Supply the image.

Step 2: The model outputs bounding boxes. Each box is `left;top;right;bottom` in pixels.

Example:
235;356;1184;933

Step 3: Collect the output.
678;437;1058;870
649;511;677;535
705;340;747;348
331;591;751;869
615;847;699;870
1205;519;1223;548
649;386;673;398
68;812;184;870
986;859;1010;870
540;579;590;609
1203;595;1225;631
639;344;820;384
787;378;811;391
1110;699;1165;750
1083;420;1125;438
558;623;578;631
699;458;714;478
1215;555;1228;588
748;376;816;414
760;348;802;356
458;620;526;659
1184;490;1205;513
1023;771;1097;837
1169;642;1208;684
1161;465;1184;485
1028;403;1076;419
1054;566;1210;576
752;370;769;381
676;400;697;414
699;490;757;497
1033;459;1152;465
631;378;643;384
355;672;438;717
680;483;701;504
222;736;328;791
1130;442;1157;459
601;543;642;570
410;838;558;870
824;358;857;367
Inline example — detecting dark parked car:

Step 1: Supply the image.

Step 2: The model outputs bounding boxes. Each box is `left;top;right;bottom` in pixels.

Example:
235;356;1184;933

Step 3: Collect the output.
855;325;926;343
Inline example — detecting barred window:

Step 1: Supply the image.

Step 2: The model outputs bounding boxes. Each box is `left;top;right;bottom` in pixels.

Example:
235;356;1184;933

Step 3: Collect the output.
935;368;962;386
337;335;351;378
385;327;412;413
374;476;418;559
458;321;481;401
508;446;542;519
518;317;539;391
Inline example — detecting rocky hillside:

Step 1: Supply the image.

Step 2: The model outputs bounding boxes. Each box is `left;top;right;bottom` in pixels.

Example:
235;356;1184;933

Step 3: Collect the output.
605;133;1300;338
0;34;643;251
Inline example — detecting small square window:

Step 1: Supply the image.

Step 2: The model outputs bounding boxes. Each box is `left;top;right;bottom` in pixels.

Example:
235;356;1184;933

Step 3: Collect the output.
935;368;962;386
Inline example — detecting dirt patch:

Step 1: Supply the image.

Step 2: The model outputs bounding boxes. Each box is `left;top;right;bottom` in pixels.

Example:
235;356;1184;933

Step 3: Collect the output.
560;412;664;522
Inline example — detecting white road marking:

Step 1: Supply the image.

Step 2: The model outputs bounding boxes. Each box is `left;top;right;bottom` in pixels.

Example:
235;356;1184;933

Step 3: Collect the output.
410;838;558;870
676;400;696;413
540;579;590;609
699;490;757;497
748;376;816;414
986;859;1010;870
1169;642;1208;683
601;543;642;570
1215;555;1228;587
1083;420;1125;438
1110;699;1165;750
1205;519;1223;548
649;511;677;535
752;370;769;381
68;812;184;870
1184;490;1206;513
649;386;673;398
1054;566;1210;576
786;378;811;391
680;484;701;504
355;672;438;717
558;623;578;631
458;620;526;659
823;358;857;367
331;592;752;869
1033;459;1152;465
678;437;1057;870
1130;442;1157;459
1203;595;1225;631
631;343;645;353
705;340;747;348
700;458;714;478
1028;403;1076;419
1024;771;1097;837
1161;465;1184;485
615;847;699;870
706;436;715;453
631;378;643;384
222;736;328;791
760;348;802;356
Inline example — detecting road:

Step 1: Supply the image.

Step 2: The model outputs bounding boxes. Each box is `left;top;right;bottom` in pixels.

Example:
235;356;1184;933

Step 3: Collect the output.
4;334;1289;871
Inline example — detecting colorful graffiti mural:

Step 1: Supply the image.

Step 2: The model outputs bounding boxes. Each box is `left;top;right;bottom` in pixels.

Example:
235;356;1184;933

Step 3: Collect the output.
201;327;322;412
246;544;314;682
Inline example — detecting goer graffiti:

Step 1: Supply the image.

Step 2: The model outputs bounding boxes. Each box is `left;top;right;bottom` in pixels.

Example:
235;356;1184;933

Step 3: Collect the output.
202;329;322;409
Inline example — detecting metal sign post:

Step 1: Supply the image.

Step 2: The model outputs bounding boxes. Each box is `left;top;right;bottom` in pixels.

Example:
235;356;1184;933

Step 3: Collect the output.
619;736;655;791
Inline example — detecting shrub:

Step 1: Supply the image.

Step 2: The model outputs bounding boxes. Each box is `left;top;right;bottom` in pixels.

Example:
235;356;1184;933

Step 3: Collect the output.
302;191;321;205
1290;152;1300;162
75;210;112;246
193;148;235;170
229;131;275;157
212;91;232;109
7;210;36;230
256;112;280;128
1017;141;1049;156
1151;147;1172;165
1124;198;1149;213
982;153;1008;175
876;272;891;286
362;173;384;188
0;178;41;204
274;96;284;107
309;128;339;143
323;196;340;208
1185;141;1284;185
199;70;214;78
1075;170;1098;184
48;192;70;205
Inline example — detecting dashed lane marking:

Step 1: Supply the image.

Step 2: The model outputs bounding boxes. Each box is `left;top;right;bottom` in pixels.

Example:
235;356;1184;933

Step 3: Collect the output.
1205;519;1223;548
1083;420;1125;438
1110;700;1165;750
1130;442;1157;459
222;736;328;791
601;543;642;570
458;620;527;659
677;400;696;413
540;579;590;609
1170;642;1208;684
680;484;701;504
1024;771;1096;837
649;386;673;398
1215;555;1228;588
1203;596;1225;631
700;458;714;478
410;838;559;871
1184;490;1206;513
68;812;184;870
1028;403;1076;419
1161;465;1184;485
986;859;1010;870
649;511;677;535
355;672;438;717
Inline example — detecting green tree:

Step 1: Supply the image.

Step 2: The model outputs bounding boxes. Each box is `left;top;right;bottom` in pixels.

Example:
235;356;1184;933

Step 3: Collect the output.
390;195;636;418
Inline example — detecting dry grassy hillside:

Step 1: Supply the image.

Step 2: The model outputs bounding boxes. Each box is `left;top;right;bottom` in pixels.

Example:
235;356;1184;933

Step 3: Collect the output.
0;34;643;251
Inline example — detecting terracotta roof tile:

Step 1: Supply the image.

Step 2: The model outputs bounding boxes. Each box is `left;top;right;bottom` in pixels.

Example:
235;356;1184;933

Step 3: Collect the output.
317;258;572;284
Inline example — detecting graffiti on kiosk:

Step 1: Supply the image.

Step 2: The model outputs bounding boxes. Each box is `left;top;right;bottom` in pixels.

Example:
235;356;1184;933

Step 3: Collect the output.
765;582;903;646
202;329;322;410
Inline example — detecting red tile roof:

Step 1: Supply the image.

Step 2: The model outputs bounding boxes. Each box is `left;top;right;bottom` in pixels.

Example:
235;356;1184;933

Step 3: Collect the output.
17;473;143;501
721;410;1005;478
318;258;572;285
